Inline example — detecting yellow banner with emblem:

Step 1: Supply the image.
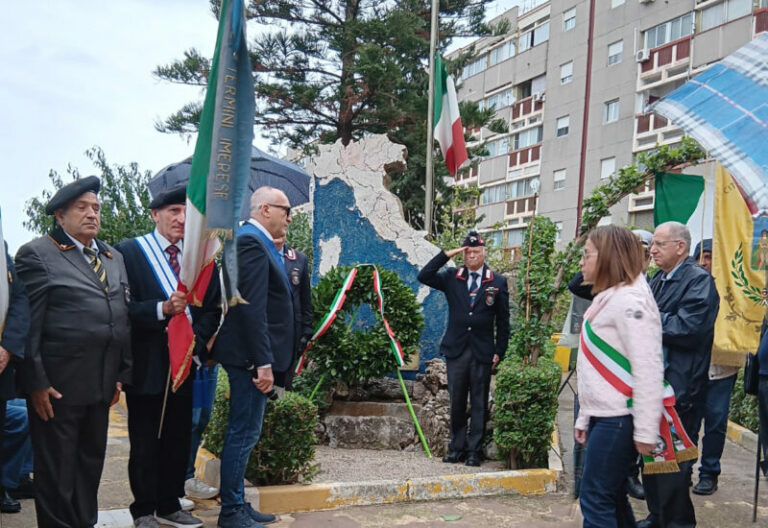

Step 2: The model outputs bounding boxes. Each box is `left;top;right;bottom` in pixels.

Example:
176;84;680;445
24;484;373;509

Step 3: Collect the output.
712;164;764;366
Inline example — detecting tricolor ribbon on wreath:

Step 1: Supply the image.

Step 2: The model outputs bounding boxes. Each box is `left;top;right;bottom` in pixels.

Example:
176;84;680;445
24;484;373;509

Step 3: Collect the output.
294;264;406;375
580;320;697;475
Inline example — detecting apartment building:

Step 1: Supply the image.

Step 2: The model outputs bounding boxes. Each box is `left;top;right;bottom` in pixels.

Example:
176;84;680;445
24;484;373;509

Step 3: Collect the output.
451;0;767;256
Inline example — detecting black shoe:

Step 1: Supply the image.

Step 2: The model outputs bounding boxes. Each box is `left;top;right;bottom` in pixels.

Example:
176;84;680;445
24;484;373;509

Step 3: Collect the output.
692;476;718;495
626;475;645;500
8;474;35;499
636;515;658;528
442;451;466;463
0;490;21;514
465;453;481;467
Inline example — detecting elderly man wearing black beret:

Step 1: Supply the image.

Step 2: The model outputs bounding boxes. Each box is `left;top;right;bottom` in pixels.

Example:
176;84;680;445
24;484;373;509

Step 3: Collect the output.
114;185;221;528
418;231;510;467
15;176;132;528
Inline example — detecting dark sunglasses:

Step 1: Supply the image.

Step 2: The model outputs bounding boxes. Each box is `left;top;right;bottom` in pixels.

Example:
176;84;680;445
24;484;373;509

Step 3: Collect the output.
268;203;291;217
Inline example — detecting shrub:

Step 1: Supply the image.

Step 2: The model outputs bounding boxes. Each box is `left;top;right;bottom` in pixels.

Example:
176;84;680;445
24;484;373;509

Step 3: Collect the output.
494;353;561;469
202;369;319;485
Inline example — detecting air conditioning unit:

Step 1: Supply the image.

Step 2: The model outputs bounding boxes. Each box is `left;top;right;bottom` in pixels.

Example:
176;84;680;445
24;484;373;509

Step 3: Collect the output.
532;91;546;102
636;49;650;62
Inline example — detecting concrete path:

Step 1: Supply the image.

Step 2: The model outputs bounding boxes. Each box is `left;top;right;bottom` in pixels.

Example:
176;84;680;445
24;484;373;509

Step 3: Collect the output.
2;380;767;527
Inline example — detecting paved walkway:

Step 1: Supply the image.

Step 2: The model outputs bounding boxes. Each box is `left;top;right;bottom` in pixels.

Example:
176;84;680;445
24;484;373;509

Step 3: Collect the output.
2;381;767;527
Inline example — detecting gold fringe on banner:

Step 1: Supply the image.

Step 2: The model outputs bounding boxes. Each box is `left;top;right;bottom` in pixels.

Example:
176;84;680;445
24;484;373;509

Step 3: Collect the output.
643;460;681;475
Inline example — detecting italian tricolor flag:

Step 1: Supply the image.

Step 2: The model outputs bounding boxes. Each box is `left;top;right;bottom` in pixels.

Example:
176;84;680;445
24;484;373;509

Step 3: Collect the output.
653;171;714;251
433;54;468;176
169;0;254;392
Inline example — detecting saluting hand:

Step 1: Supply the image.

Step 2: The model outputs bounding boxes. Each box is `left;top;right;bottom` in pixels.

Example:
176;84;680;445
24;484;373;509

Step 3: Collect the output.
162;291;188;316
444;247;467;259
31;386;63;421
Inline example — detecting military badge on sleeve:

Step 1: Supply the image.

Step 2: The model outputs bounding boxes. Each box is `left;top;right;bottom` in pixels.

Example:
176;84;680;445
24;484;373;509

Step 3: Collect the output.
290;268;301;286
484;287;498;306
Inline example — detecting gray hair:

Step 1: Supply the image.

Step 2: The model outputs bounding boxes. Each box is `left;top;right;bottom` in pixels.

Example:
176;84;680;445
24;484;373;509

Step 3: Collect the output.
657;221;691;253
249;186;279;218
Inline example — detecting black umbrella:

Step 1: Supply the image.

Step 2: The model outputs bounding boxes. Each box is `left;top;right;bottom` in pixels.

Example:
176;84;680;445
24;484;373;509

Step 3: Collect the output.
149;146;311;219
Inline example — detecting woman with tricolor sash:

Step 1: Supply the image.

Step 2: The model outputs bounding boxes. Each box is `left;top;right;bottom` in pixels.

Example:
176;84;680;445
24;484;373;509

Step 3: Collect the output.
574;226;665;527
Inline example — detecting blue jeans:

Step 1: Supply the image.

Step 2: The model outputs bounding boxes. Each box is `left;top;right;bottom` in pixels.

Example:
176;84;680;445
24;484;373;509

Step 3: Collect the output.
580;415;636;528
1;399;33;489
697;373;737;478
186;365;219;480
219;365;267;513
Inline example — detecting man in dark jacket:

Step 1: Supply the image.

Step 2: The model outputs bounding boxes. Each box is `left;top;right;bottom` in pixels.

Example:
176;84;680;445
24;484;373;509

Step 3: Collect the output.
638;221;719;528
16;176;132;528
0;242;30;513
115;185;221;528
273;236;313;390
213;186;293;528
418;231;509;467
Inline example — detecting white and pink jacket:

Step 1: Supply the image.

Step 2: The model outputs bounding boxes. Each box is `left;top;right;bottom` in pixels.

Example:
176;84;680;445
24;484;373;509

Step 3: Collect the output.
575;274;664;444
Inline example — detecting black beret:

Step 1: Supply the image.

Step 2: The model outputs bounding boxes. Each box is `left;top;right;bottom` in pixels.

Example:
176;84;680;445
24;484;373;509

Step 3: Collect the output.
462;230;485;247
149;185;187;210
45;176;100;215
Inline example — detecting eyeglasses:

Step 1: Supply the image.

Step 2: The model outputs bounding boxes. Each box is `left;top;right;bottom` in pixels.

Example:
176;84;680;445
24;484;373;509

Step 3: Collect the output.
267;203;291;217
580;249;597;259
650;239;681;248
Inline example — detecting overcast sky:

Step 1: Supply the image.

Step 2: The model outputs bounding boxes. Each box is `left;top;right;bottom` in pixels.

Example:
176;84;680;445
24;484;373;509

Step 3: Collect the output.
0;0;524;253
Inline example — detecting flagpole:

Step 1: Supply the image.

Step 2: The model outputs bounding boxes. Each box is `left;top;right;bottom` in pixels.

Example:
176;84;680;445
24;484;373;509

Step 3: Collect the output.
424;0;439;239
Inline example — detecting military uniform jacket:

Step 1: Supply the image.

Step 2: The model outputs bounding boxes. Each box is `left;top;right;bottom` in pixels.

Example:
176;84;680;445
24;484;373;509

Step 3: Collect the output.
283;244;313;356
649;257;720;412
0;246;30;401
418;251;510;364
214;224;294;372
114;236;222;395
15;227;132;405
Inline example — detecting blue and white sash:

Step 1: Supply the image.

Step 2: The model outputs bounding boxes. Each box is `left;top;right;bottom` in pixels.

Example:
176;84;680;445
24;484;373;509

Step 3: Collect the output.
135;233;193;323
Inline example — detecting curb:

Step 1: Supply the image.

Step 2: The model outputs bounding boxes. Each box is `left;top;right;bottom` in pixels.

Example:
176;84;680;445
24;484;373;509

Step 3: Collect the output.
726;419;758;452
246;468;558;514
197;438;560;515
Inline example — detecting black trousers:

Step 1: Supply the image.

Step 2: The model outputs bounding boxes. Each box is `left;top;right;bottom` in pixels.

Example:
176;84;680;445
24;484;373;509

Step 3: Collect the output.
446;347;492;455
642;406;698;528
28;399;110;528
126;376;193;519
0;399;6;484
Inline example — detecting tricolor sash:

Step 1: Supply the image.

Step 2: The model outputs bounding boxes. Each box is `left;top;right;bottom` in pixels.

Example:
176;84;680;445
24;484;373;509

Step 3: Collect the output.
580;320;697;474
135;233;192;323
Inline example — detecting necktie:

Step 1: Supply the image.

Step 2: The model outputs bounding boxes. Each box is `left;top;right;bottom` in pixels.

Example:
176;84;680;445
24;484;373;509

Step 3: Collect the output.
83;247;108;291
166;245;180;277
469;272;480;306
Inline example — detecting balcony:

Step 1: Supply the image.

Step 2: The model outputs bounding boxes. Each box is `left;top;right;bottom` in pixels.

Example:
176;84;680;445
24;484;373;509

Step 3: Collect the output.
628;190;655;213
506;195;537;217
637;36;691;90
633;112;683;152
508;144;541;169
455;165;478;184
756;8;768;35
511;95;544;122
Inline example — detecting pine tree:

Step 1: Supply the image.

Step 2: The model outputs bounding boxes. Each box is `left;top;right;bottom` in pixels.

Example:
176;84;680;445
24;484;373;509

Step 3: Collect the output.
154;0;507;230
